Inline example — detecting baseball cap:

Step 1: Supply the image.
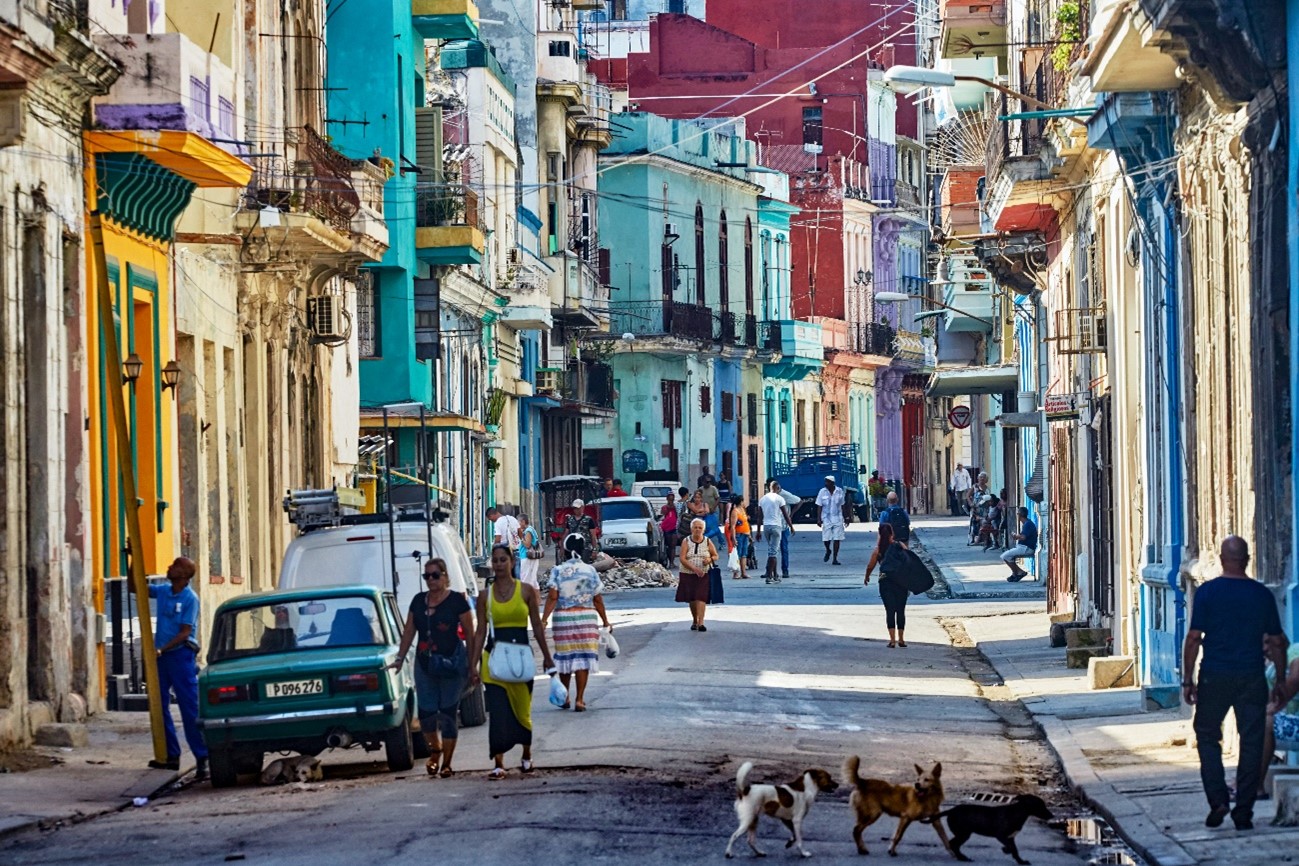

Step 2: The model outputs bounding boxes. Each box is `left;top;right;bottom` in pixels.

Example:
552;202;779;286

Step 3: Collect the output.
825;475;835;481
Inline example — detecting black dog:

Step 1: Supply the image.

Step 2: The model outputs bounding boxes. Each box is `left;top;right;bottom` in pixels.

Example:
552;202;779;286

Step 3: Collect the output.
927;794;1054;864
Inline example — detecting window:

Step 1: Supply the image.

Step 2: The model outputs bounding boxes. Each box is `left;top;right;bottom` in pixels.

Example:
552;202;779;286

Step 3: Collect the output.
548;41;572;57
668;0;685;12
718;210;729;311
610;0;627;19
744;218;754;319
721;390;735;421
694;202;706;306
208;595;385;663
190;75;210;121
356;271;378;358
747;393;758;436
699;384;711;415
217;98;234;136
661;379;683;428
779;400;789;423
802;107;823;147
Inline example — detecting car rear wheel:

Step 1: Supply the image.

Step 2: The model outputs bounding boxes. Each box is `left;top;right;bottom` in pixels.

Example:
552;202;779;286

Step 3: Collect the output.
384;711;415;772
209;749;239;788
459;682;486;728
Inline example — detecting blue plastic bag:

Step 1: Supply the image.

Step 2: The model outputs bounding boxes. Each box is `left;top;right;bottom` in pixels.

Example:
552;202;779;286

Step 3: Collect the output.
548;673;568;708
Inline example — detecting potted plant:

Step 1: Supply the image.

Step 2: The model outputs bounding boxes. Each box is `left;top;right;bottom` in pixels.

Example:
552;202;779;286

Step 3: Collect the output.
1052;1;1082;72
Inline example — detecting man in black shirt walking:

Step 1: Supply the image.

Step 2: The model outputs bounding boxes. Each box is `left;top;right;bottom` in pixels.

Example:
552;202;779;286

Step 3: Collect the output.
1181;536;1289;831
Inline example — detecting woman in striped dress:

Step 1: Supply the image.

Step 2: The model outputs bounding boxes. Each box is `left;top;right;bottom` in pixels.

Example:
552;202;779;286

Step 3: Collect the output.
542;534;612;712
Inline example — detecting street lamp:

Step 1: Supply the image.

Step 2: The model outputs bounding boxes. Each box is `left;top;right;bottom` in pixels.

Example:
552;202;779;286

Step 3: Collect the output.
160;360;182;393
122;353;143;384
875;290;996;328
883;64;1083;122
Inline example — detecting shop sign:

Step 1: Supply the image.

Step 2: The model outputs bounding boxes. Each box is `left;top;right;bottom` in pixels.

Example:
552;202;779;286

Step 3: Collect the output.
1044;391;1087;421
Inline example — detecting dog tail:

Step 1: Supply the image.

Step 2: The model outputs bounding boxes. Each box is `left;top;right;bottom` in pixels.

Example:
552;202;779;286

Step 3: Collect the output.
842;754;862;790
736;761;754;798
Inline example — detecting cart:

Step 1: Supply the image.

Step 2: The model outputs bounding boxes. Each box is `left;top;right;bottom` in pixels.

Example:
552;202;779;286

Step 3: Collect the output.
537;475;604;564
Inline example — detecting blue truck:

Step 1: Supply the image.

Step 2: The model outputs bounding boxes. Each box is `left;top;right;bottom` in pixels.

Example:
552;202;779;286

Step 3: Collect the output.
770;444;871;522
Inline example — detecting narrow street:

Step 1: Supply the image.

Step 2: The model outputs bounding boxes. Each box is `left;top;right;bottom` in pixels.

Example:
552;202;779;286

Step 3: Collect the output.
1;524;1115;865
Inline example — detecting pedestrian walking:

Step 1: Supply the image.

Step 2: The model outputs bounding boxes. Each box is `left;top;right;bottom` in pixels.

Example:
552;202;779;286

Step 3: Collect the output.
686;488;710;522
469;545;554;779
863;523;910;648
759;481;795;583
950;462;972;516
1001;507;1037;581
699;475;721;520
716;470;733;523
660;491;680;554
697;465;715;489
1261;644;1299;798
816;475;847;565
132;556;208;779
728;494;752;579
517;513;543;590
676;518;718;631
1182;536;1289;830
488;506;521;549
542;535;612;712
390;558;474;777
868;471;889;520
879;491;911;544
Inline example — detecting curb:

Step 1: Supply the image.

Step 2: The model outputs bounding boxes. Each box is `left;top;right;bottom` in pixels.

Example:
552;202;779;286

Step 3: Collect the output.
911;530;1046;601
0;768;182;841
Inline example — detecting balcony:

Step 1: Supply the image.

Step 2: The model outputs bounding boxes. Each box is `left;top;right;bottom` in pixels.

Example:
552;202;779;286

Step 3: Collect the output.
943;282;996;333
939;0;1008;61
237;126;366;259
716;311;738;345
984;88;1058;233
609;299;714;343
1083;0;1179;92
501;261;553;330
941;166;983;238
562;362;614;409
538;31;581;86
898;275;927;297
415;179;486;265
849;322;897;357
763;319;824;381
349;160;390;261
412;0;480;41
547;251;608;328
93;32;237;143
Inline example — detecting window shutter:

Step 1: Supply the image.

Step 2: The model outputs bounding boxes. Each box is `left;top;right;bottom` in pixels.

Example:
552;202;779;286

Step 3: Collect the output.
700;384;711;415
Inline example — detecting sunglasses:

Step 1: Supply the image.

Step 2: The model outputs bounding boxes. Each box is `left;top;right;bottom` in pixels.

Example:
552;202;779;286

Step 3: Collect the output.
424;571;443;580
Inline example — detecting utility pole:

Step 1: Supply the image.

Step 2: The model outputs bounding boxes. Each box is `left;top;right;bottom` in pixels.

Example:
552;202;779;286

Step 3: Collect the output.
89;213;168;763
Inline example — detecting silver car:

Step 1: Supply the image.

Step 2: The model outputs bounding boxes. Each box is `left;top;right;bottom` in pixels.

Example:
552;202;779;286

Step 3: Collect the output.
595;496;667;564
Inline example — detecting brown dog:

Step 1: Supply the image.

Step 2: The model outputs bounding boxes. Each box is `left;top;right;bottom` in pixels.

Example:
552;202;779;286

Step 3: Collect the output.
844;756;953;857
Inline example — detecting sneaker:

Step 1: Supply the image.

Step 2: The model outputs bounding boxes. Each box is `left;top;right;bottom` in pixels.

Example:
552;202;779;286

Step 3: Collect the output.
194;757;209;782
1205;805;1230;828
1006;572;1026;583
781;573;789;581
148;758;180;771
1234;817;1254;831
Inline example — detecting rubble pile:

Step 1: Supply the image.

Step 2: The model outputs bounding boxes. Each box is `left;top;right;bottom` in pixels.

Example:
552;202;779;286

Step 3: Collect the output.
539;559;677;592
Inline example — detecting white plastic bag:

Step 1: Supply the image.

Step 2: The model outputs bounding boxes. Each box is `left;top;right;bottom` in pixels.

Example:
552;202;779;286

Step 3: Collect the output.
727;548;741;574
599;626;620;659
548;673;568;708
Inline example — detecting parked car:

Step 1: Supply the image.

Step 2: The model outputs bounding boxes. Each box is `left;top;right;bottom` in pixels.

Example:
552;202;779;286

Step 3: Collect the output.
199;586;418;787
630;481;675;514
595;496;667;564
278;519;485;728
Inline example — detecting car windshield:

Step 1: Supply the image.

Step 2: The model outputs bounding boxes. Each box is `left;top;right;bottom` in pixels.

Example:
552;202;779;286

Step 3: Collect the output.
209;596;385;663
601;501;652;520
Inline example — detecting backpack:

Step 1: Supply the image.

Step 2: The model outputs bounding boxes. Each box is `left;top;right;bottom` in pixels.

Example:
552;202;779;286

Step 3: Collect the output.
881;506;911;543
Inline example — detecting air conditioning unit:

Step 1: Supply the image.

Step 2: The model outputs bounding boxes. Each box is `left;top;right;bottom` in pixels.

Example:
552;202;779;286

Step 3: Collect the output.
536;369;561;393
306;296;345;340
664;222;678;239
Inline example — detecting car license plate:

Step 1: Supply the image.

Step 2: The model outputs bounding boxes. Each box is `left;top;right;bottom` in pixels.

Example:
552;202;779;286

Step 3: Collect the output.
605;537;626;545
265;678;324;699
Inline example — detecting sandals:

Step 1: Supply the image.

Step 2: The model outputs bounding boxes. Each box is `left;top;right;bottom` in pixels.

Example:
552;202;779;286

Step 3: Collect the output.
887;641;897;648
487;767;506;780
560;702;571;710
521;759;535;774
426;758;438;777
574;702;586;713
898;641;908;648
439;766;454;778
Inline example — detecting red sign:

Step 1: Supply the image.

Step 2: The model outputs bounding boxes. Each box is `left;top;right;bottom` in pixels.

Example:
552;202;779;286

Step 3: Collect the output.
948;405;972;429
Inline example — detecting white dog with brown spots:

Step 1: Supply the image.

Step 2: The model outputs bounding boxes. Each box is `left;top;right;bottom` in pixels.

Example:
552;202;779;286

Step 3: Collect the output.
725;761;838;858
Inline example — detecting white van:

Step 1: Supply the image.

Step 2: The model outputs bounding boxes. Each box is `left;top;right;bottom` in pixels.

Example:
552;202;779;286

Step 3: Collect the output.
278;518;478;617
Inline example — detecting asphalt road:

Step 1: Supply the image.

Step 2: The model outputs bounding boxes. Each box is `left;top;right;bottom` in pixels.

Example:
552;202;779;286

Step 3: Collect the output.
1;525;1114;865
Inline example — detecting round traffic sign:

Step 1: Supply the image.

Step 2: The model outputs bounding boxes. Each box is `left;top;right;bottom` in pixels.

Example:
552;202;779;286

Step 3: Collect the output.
948;405;972;429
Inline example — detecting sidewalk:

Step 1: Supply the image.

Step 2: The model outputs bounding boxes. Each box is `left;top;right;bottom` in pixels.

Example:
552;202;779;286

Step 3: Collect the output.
913;514;1046;600
920;519;1299;866
0;712;182;839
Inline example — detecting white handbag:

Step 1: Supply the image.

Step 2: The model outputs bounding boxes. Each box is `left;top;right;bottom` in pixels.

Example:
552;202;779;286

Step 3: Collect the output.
486;584;536;683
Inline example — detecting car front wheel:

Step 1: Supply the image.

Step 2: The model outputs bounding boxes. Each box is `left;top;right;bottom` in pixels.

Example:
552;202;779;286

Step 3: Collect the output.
384;711;415;772
209;748;238;788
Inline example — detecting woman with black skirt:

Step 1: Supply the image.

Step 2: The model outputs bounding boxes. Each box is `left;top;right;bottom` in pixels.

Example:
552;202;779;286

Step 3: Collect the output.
864;522;910;648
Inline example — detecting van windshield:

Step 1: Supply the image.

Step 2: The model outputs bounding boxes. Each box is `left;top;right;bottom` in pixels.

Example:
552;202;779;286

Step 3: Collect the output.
209;596;385;663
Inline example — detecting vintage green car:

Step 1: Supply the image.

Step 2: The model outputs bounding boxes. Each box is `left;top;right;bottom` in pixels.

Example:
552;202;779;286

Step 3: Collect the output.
199;585;419;787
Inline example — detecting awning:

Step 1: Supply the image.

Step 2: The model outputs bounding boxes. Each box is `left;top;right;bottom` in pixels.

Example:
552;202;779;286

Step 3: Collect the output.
359;412;485;433
927;364;1019;397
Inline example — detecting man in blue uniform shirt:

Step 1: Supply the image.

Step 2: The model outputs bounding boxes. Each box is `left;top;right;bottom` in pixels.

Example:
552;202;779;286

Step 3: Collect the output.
132;556;208;780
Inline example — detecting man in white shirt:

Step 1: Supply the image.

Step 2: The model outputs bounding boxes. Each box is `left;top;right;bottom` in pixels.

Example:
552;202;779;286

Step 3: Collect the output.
487;506;521;551
758;481;795;584
950;462;972;515
815;475;847;565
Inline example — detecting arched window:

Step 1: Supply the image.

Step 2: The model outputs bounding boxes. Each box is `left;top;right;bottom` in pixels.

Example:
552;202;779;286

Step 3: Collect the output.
743;218;754;322
694;203;706;306
718;210;729;312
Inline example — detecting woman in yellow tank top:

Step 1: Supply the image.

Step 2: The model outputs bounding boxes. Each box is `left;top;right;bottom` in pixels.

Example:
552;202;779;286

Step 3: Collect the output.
470;545;553;779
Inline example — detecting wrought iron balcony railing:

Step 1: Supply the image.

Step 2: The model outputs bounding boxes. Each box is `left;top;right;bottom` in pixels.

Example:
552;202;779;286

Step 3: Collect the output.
415;177;483;229
609;299;714;342
246;125;362;232
849;321;897;356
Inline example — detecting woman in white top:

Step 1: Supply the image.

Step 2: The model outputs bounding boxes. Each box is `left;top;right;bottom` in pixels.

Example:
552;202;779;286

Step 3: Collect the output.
676;518;718;632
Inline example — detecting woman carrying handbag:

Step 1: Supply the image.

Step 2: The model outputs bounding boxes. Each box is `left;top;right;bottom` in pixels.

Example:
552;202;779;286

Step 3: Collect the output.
517;513;544;590
470;545;554;779
863;522;911;648
676;518;719;631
